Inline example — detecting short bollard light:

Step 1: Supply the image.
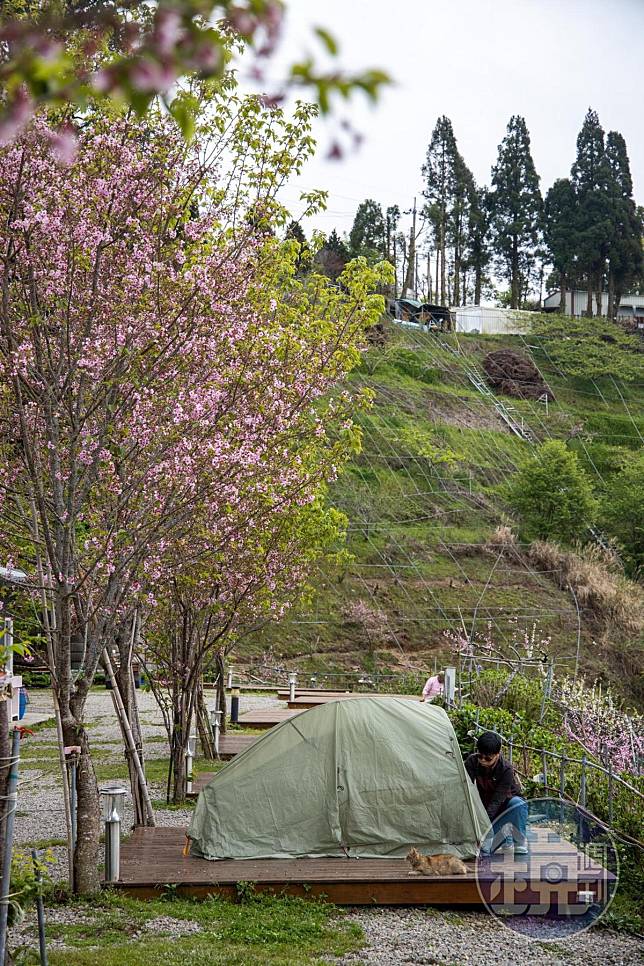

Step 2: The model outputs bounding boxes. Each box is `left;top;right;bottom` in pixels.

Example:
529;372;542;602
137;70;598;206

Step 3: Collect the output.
100;785;127;883
210;709;223;758
288;671;297;703
226;666;234;689
230;687;240;724
185;735;197;793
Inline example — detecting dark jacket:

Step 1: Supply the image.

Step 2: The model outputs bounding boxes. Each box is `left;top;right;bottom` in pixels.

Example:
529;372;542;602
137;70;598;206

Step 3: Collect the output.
464;753;523;822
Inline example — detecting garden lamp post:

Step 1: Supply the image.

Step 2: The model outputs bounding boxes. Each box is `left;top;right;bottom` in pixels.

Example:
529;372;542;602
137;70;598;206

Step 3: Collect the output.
185;735;197;794
210;708;222;759
100;784;127;883
288;671;297;703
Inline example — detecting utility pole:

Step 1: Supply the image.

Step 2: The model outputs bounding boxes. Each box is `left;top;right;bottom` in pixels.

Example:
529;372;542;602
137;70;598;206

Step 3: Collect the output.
402;197;417;298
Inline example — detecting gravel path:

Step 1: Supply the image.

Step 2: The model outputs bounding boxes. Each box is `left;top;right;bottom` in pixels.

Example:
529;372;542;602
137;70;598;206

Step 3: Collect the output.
13;688;281;851
336;907;643;965
10;689;644;964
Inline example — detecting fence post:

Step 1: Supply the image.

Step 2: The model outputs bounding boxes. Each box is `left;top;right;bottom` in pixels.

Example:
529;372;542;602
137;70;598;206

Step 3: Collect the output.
541;750;548;790
559;756;566;825
607;759;614;827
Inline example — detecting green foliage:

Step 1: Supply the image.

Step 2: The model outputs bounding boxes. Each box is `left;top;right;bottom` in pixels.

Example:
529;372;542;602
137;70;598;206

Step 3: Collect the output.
508;440;598;544
16;891;363;965
388;347;438;384
600;451;644;577
530;314;642;381
9;848;56;926
349;199;386;261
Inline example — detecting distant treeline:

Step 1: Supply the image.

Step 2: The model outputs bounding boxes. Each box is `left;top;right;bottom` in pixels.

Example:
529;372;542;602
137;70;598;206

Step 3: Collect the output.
292;110;643;315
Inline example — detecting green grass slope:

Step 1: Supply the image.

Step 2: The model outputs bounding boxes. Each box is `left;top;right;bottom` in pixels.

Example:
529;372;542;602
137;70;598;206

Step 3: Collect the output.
243;325;643;699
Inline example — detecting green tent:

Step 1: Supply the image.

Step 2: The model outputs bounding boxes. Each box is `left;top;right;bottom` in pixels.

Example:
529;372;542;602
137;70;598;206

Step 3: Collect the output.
189;697;489;861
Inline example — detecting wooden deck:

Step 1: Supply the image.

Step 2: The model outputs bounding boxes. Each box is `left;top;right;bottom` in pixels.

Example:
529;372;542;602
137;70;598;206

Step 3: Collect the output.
203;733;258;759
113;826;614;907
235;708;303;729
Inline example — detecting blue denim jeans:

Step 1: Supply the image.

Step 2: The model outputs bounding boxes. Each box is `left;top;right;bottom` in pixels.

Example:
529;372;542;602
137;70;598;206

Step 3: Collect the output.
485;796;528;851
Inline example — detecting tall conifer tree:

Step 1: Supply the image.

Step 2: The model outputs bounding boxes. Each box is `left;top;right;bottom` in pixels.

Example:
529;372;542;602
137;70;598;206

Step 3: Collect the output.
605;131;643;316
489;115;543;309
570;109;613;316
544;178;579;313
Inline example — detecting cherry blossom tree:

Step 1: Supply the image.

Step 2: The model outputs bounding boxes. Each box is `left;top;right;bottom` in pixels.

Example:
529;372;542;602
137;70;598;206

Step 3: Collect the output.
0;95;389;889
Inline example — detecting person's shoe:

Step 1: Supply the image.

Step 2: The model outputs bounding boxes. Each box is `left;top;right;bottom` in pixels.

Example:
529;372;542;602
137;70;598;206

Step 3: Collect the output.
514;844;529;855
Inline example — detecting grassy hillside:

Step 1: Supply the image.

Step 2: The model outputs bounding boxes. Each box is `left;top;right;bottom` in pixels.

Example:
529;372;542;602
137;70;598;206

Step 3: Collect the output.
241;323;643;699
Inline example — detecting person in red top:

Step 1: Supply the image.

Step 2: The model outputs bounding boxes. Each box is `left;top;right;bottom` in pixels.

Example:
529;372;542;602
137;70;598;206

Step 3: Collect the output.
465;731;528;854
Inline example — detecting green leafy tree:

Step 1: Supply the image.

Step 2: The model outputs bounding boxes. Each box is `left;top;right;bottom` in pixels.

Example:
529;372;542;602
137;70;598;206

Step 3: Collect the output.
349;199;386;261
489;115;543;309
544;178;579;313
508;440;598;544
600;453;644;577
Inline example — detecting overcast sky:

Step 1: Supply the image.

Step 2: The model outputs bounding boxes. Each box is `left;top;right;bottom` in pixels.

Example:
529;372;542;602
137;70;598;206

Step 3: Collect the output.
257;0;644;241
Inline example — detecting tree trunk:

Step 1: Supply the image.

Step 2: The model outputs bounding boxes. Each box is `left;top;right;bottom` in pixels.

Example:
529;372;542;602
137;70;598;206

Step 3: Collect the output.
586;284;593;317
511;237;519;309
595;272;603;317
607;269;615;319
439;219;446;305
196;679;215;759
0;698;10;910
61;715;101;894
453;252;461;306
560;276;567;315
474;266;482;306
216;650;227;736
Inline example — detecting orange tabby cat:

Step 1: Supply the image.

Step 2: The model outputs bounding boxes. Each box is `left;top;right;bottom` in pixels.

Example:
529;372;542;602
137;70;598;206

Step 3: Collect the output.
406;847;468;876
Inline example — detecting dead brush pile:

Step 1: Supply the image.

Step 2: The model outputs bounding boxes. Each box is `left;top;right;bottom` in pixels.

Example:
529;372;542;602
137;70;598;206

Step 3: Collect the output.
485;526;643;634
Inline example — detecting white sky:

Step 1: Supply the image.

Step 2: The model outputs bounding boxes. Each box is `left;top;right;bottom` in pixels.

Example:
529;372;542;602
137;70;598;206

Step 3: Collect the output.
252;0;644;241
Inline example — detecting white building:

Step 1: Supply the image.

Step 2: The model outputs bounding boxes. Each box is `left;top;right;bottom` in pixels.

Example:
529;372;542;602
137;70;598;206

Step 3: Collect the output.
543;289;644;322
452;305;532;335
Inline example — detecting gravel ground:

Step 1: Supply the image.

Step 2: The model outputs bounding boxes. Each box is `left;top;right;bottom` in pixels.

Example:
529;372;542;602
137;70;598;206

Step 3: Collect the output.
13;688;279;847
337;908;643;965
10;689;644;964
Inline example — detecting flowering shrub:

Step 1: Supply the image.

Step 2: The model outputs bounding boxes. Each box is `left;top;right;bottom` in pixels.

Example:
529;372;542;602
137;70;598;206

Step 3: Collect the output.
556;677;644;775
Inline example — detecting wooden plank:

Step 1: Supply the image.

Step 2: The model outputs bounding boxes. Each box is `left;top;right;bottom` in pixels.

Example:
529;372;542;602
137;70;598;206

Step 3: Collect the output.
235;708;302;729
113;826;615;906
276;689;352;700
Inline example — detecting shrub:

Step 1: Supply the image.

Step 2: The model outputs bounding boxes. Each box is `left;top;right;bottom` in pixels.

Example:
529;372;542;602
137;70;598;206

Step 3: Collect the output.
508;440;598;544
600;451;644;578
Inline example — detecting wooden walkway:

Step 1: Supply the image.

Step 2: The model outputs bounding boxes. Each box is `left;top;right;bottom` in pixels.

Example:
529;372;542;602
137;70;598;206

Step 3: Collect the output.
113;826;614;907
235;708;302;729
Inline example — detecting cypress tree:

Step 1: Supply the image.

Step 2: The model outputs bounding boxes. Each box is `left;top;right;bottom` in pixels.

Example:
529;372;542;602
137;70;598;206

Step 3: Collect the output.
489;115;543;309
465;184;492;306
544;178;579;314
449;153;476;305
604;131;643;317
422;116;460;305
570;109;613;316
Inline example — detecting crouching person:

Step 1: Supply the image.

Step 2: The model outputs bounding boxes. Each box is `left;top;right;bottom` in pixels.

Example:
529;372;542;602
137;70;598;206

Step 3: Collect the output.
465;731;528;855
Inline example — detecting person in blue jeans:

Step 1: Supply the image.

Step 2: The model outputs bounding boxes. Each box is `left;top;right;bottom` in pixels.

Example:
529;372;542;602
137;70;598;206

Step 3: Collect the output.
464;731;529;854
